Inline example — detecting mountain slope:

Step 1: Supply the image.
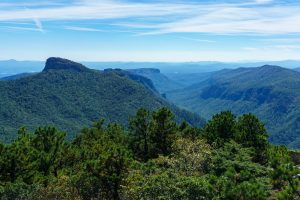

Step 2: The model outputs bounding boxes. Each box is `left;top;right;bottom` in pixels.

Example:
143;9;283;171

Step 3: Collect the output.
167;65;300;147
0;72;37;80
165;71;214;88
127;68;182;93
0;58;205;142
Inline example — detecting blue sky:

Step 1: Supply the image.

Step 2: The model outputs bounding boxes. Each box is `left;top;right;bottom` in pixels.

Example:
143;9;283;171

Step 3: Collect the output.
1;0;300;62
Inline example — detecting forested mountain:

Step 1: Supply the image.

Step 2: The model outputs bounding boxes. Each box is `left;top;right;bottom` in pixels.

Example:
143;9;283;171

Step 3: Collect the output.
0;58;205;142
165;71;214;88
128;68;216;93
127;68;182;93
167;65;300;148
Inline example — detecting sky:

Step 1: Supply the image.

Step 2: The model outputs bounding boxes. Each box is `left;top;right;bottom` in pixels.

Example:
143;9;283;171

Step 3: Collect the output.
1;0;300;62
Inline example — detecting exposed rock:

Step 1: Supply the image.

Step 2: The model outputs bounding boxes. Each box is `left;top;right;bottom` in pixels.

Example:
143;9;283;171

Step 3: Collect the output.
43;57;89;72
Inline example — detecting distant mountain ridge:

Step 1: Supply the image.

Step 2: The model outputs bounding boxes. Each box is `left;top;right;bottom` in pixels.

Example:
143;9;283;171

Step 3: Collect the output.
167;65;300;148
2;59;300;78
0;72;37;80
0;58;205;142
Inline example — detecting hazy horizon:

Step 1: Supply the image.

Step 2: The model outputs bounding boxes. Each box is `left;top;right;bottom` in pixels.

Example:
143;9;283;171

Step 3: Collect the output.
2;58;300;64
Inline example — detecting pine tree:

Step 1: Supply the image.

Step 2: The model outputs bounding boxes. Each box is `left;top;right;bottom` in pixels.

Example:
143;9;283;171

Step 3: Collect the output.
150;107;177;157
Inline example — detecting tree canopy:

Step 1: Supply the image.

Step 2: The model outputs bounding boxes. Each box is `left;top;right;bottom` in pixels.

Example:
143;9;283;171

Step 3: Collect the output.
0;108;299;199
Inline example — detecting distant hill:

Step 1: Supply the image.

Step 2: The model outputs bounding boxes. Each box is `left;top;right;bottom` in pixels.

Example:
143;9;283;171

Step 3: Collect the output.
127;68;182;93
1;59;300;77
294;68;300;73
167;65;300;148
0;58;205;142
0;65;212;93
165;71;214;88
0;60;43;78
0;72;37;80
127;68;216;93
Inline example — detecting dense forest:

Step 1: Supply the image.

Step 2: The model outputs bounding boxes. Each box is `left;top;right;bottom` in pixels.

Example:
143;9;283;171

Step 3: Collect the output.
167;65;300;148
0;58;205;142
1;107;300;199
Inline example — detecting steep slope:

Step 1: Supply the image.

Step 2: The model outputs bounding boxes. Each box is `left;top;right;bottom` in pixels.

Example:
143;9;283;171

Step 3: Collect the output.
104;68;159;94
168;65;300;147
127;68;182;93
0;58;205;142
165;71;214;88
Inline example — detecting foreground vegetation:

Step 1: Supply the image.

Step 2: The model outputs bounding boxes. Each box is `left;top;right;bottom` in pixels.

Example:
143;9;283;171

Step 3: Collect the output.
0;108;299;199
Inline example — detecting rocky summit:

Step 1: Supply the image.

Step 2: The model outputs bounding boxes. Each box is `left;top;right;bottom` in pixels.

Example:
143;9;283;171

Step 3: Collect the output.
43;57;89;72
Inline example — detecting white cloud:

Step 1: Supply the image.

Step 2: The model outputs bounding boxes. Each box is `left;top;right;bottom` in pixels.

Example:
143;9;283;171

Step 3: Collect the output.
273;45;300;51
175;36;216;43
258;38;300;43
33;18;44;32
0;26;43;32
0;1;193;21
64;26;105;32
0;1;66;8
0;0;299;35
254;0;273;4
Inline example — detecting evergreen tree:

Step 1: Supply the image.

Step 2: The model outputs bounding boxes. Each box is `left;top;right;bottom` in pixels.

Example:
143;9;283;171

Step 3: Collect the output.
203;111;236;147
129;108;151;161
150;107;177;157
236;113;269;163
0;108;298;199
71;122;131;200
179;121;202;140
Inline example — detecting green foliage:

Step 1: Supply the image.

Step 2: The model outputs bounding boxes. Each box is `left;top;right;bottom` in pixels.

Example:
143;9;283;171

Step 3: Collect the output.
208;141;271;200
129;107;178;161
203;111;236;147
124;171;215;200
129;108;152;161
123;138;213;200
128;68;181;93
202;111;269;164
0;127;67;186
167;65;300;148
70;122;132;199
0;108;297;199
178;121;202;139
268;146;300;199
235;113;269;163
0;60;205;143
149;108;177;157
0;182;40;200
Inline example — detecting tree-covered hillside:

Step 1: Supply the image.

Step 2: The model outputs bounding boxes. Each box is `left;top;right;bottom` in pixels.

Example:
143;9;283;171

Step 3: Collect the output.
0;108;299;199
0;58;205;142
0;73;37;81
127;68;182;93
167;65;300;148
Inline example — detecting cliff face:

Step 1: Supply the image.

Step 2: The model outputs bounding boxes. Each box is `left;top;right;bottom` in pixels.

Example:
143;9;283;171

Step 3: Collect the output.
43;57;89;72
